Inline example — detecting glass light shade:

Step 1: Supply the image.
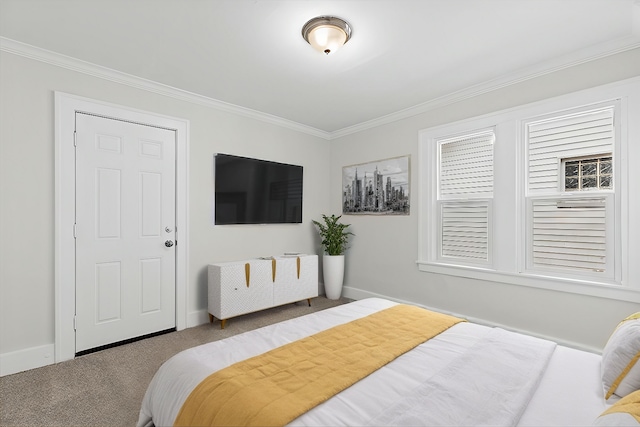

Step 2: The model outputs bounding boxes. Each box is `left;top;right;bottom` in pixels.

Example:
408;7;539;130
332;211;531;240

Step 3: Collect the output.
302;16;352;55
307;25;347;55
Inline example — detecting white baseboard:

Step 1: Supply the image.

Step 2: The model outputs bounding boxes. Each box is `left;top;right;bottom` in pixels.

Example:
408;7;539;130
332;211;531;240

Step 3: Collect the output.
342;285;601;354
187;310;210;328
341;286;379;301
0;344;55;377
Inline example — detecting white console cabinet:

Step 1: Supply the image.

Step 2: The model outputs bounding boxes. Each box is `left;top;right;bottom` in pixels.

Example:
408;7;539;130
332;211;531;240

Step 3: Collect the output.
208;254;318;328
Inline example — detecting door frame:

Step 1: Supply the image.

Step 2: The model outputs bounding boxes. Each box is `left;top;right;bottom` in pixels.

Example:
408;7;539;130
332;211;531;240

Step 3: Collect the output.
54;92;190;362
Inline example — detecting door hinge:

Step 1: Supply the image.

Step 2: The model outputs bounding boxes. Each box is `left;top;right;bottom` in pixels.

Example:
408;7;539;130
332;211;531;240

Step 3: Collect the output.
73;223;77;239
73;315;77;331
73;131;77;147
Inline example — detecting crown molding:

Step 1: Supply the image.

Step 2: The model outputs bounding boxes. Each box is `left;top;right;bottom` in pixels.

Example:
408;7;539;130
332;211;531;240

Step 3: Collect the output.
0;37;332;140
2;36;639;141
330;35;640;139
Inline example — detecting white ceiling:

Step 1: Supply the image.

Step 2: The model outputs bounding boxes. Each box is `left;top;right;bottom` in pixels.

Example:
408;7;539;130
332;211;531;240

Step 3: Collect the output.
1;0;639;136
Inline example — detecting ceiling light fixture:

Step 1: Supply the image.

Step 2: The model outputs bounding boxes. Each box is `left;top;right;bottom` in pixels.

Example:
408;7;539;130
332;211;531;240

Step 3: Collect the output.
301;16;352;55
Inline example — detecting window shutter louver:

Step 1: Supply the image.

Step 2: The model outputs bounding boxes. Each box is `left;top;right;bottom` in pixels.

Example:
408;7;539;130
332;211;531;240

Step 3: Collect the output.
530;198;607;272
527;108;614;193
440;132;494;198
441;201;489;261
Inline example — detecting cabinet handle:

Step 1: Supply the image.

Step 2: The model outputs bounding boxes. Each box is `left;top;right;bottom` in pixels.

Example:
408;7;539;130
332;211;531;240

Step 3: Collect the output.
297;257;301;279
245;263;250;287
272;259;277;282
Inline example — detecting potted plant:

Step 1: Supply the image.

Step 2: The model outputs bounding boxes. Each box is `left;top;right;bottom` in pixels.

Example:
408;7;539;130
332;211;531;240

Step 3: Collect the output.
312;214;354;299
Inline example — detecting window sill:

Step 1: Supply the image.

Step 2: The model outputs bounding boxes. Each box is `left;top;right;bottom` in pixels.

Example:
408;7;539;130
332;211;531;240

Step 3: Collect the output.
416;261;640;303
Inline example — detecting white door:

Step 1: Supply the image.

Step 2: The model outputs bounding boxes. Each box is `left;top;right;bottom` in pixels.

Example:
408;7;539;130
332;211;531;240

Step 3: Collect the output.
75;113;176;353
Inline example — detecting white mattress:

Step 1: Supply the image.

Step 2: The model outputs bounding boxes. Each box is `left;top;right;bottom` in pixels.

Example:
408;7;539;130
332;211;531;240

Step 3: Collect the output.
138;298;609;426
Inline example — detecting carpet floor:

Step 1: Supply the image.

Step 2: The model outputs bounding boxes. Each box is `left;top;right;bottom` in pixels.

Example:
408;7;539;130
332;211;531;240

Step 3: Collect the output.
0;297;350;427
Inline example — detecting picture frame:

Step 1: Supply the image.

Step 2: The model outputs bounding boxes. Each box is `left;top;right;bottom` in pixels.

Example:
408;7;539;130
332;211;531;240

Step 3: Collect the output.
342;155;410;215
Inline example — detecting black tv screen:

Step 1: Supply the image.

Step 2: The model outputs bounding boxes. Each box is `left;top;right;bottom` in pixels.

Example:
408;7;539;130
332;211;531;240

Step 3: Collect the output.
214;154;303;225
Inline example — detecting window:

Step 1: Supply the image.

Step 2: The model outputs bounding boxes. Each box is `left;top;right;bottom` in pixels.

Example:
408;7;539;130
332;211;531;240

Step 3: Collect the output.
563;156;612;191
525;106;614;193
418;78;639;302
524;106;616;281
436;130;494;265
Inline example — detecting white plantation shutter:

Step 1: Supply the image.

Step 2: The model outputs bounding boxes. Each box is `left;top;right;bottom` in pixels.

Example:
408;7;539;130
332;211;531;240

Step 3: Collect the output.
440;201;489;261
527;107;614;193
525;104;616;279
436;130;494;264
439;131;494;198
530;198;609;273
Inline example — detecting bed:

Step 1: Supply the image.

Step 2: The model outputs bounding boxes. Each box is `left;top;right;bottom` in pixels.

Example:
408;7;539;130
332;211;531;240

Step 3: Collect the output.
137;298;639;426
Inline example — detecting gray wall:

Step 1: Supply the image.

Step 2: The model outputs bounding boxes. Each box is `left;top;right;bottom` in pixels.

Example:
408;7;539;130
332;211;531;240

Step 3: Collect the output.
333;48;640;352
0;52;330;364
1;47;639;374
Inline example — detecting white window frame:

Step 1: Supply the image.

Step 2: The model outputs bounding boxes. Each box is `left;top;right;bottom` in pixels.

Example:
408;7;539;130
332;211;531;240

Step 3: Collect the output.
418;77;640;303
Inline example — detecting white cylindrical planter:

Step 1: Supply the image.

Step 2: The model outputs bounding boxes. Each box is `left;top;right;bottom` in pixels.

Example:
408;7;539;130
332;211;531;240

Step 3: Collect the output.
323;254;345;300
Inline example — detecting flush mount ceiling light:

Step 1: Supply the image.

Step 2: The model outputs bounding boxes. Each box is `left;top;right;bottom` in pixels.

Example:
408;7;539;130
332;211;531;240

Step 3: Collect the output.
301;16;352;55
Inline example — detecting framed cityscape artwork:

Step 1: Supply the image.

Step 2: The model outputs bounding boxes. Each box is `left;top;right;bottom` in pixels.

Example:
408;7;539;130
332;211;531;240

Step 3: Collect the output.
342;155;410;215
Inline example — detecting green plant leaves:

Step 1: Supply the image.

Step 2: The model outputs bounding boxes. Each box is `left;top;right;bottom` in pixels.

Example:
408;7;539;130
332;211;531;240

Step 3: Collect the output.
312;214;354;255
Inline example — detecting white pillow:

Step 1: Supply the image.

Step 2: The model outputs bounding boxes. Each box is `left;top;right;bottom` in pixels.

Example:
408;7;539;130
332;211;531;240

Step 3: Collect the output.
602;313;640;399
593;389;640;426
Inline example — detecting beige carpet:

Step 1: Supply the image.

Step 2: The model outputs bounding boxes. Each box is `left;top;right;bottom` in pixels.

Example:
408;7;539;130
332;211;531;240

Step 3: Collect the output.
0;297;350;427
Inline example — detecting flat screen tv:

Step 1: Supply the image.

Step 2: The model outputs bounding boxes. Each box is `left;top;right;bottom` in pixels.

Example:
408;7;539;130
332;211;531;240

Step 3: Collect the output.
214;154;303;225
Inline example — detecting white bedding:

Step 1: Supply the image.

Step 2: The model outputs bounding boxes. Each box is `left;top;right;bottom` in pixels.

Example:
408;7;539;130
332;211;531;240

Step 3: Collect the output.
369;327;556;426
138;298;609;427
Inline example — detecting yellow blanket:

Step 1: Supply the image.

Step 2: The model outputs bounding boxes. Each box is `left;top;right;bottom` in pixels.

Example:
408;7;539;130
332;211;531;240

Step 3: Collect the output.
174;304;465;427
600;389;640;422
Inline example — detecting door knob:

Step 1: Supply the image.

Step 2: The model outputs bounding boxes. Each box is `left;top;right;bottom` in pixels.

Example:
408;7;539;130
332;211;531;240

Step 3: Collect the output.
165;240;174;248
